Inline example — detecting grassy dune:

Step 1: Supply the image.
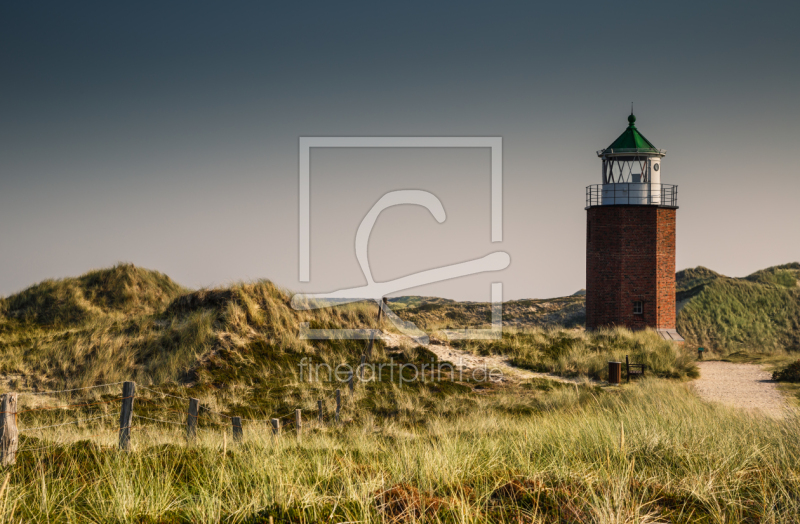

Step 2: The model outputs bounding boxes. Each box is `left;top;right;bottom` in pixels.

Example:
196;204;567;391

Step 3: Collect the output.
677;263;800;354
0;264;386;390
3;262;795;391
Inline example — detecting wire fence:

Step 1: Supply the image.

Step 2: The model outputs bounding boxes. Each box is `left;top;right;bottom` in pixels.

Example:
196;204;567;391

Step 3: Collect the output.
0;379;350;463
0;305;384;464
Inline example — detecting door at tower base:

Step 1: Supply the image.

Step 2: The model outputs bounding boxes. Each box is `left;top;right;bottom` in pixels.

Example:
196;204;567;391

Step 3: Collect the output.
586;206;677;331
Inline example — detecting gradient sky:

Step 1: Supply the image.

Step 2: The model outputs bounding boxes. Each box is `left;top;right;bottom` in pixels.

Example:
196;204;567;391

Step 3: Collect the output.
1;1;799;301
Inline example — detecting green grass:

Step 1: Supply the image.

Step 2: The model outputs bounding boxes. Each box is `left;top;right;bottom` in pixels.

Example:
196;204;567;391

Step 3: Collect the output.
746;263;800;288
677;276;800;354
3;379;799;523
675;266;723;297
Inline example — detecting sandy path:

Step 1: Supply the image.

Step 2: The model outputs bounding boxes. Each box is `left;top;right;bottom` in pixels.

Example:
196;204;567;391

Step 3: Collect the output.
692;361;790;419
380;332;586;385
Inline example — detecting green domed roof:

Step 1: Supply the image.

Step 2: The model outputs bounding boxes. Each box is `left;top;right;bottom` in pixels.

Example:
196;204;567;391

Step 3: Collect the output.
601;113;661;155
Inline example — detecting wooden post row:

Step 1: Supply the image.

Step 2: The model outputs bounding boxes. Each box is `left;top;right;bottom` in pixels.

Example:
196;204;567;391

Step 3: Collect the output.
232;416;243;442
187;398;199;440
119;381;136;451
0;393;18;466
271;418;280;436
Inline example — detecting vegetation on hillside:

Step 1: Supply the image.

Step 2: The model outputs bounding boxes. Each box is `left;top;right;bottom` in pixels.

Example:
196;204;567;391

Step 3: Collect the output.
675;266;723;301
0;264;186;325
2;261;798;393
676;263;800;353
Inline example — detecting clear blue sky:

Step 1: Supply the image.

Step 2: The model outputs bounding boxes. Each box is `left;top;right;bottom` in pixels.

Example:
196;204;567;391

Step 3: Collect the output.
2;1;799;300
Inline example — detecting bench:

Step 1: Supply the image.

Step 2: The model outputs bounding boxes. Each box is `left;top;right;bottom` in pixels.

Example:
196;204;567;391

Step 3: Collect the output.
626;356;646;382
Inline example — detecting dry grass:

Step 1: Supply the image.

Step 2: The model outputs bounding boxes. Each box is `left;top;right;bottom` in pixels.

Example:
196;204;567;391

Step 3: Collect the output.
2;379;799;523
0;265;384;390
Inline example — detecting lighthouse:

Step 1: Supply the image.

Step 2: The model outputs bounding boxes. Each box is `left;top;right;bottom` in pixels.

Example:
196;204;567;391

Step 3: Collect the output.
585;113;683;342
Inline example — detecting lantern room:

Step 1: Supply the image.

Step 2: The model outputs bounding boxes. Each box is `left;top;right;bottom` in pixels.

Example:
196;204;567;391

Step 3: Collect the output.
586;113;677;208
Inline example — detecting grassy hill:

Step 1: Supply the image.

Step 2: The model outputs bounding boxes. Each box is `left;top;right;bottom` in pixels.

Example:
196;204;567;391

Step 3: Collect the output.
676;263;800;353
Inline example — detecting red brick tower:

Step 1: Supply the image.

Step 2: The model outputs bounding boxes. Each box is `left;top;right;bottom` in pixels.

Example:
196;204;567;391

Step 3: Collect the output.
585;113;683;341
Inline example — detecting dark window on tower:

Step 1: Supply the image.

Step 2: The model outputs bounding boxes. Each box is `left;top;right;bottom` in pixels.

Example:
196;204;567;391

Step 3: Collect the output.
633;301;643;315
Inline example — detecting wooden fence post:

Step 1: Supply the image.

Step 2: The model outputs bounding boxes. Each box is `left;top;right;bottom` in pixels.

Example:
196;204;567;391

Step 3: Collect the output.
187;398;199;441
335;389;341;423
232;416;243;442
358;354;367;380
317;400;323;424
295;409;302;441
118;381;135;451
348;371;354;394
0;393;18;466
377;297;387;322
271;418;280;437
366;333;375;360
626;355;630;384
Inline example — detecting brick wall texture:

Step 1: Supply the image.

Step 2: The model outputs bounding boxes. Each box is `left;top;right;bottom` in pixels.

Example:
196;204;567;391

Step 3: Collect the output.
586;206;676;330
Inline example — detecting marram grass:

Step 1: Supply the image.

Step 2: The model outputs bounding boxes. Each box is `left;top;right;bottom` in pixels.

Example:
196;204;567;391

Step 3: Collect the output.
452;327;698;381
3;379;799;523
